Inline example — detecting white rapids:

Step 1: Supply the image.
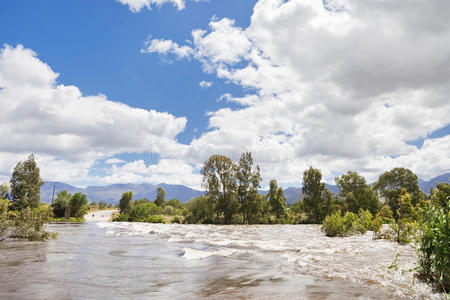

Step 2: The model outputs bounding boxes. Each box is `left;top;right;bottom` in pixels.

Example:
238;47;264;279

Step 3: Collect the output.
96;222;443;299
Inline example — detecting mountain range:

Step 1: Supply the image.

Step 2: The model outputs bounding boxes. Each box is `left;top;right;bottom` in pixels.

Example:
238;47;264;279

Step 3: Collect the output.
41;173;448;205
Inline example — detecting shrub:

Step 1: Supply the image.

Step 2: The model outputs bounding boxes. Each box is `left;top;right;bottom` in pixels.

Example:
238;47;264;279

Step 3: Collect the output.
171;216;182;224
322;211;346;237
376;205;395;224
184;196;216;224
146;215;166;224
322;210;374;237
163;205;175;216
357;208;374;231
418;200;449;291
113;213;130;222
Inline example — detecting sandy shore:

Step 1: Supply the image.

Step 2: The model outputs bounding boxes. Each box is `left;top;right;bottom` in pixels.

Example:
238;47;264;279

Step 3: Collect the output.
84;209;117;222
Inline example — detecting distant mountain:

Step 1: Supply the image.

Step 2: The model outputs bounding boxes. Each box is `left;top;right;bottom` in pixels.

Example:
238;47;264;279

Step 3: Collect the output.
41;181;203;204
40;173;448;205
419;173;449;194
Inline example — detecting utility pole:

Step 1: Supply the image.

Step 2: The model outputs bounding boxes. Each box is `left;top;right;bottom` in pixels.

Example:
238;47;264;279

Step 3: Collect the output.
51;185;56;205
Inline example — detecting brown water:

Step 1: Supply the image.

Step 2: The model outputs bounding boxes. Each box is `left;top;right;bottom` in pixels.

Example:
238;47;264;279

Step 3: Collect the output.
0;222;441;299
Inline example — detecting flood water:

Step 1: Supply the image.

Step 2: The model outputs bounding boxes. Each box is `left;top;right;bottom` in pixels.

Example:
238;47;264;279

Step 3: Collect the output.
0;222;442;299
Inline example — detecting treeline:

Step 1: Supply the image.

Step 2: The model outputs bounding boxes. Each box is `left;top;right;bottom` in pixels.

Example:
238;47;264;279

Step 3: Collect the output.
184;153;430;226
51;190;89;221
114;187;184;223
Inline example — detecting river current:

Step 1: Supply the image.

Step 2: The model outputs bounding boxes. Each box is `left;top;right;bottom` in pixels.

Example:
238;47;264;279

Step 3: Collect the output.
0;222;442;299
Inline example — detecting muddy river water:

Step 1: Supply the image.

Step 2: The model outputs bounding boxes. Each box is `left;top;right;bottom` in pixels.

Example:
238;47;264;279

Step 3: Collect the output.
0;222;442;299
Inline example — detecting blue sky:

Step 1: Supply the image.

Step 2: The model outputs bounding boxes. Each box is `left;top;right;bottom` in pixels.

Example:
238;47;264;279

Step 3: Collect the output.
0;0;448;188
0;0;257;144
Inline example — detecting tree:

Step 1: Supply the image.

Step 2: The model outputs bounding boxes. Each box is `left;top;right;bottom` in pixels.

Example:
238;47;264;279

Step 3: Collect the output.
0;182;9;200
373;167;423;219
184;196;216;224
167;198;183;209
335;171;379;214
431;182;450;208
268;179;287;220
201;155;238;224
10;154;44;210
51;190;72;218
154;187;166;207
0;197;9;238
237;152;262;224
119;191;133;215
70;192;88;218
246;190;269;224
302;167;330;223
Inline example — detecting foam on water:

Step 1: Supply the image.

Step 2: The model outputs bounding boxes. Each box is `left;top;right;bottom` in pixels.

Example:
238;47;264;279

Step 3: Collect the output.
97;222;444;299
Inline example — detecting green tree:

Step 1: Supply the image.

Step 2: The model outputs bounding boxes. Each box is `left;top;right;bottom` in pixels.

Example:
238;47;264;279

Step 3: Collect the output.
246;191;269;224
130;202;158;222
374;168;423;219
9;204;54;240
237;152;262;224
268;179;287;220
335;171;379;214
154;186;166;207
0;197;9;238
302;167;330;223
201;155;238;224
119;191;133;215
70;192;88;218
430;182;450;208
184;196;216;224
418;195;449;291
134;198;150;205
51;190;72;218
0;182;9;200
10;154;44;210
167;198;183;209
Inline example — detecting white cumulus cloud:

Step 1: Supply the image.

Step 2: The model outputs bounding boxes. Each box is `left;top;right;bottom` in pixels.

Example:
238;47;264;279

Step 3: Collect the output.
144;0;450;185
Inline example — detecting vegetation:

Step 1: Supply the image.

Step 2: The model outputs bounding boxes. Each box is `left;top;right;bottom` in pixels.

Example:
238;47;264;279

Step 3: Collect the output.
336;171;379;215
373;167;424;220
119;191;133;215
1;155;54;241
154;186;166;207
322;209;374;237
50;190;89;220
10;154;44;210
417;184;449;292
113;187;183;223
302;167;333;223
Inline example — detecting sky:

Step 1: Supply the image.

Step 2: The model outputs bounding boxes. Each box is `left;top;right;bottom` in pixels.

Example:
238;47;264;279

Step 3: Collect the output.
0;0;449;189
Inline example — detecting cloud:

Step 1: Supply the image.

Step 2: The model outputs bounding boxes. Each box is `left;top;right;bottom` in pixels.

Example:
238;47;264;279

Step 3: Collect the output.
117;0;186;12
98;159;202;189
141;38;193;59
218;93;259;106
0;44;194;186
199;80;212;88
104;158;126;164
145;0;450;185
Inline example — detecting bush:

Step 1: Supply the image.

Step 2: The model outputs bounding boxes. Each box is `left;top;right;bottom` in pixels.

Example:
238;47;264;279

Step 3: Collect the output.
146;215;166;224
171;216;182;224
113;213;130;222
376;205;395;223
322;210;374;237
322;211;346;237
163;205;176;216
418;200;449;291
184;196;216;224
